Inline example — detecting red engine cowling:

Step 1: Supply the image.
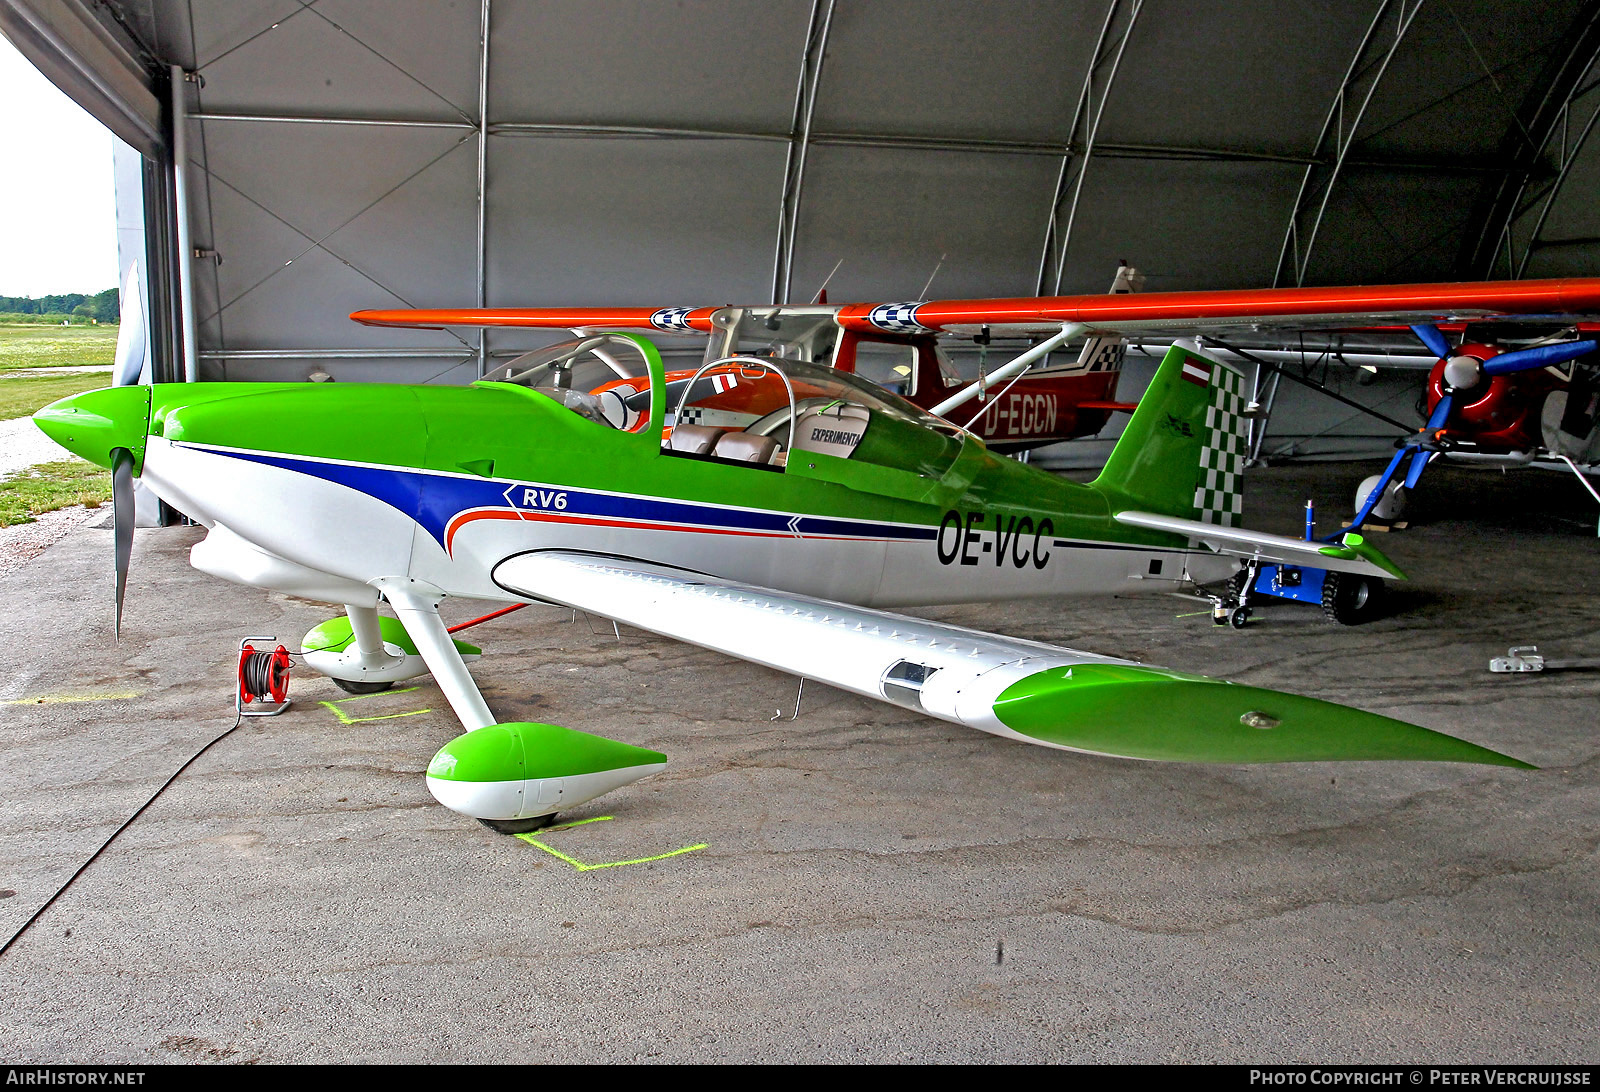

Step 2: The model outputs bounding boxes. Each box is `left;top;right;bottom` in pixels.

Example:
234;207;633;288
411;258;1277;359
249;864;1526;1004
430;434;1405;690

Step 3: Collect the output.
1425;342;1567;452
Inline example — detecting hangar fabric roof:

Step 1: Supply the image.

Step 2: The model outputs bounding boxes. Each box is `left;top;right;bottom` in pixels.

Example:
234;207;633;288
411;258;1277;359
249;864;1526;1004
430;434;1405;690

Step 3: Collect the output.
8;0;1600;373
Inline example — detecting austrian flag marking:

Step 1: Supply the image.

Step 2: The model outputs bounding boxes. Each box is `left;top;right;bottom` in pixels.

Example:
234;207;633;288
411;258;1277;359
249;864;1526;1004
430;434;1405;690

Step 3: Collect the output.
1180;357;1211;387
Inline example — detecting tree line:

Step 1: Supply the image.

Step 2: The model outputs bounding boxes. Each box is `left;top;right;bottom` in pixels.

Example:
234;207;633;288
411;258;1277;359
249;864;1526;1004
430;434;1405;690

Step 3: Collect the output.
0;289;119;324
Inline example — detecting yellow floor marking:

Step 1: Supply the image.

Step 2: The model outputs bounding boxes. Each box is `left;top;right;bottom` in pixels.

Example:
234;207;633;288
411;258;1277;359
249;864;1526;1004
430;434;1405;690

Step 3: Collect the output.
318;686;432;725
516;815;708;871
1;691;142;705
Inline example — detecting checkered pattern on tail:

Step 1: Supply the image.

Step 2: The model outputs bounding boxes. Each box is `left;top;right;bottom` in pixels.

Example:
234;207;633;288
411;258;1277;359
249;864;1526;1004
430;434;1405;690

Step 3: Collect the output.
1193;363;1248;527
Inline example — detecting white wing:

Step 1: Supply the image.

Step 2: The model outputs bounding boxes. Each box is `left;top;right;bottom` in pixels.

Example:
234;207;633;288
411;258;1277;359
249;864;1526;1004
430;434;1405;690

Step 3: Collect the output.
492;550;1138;752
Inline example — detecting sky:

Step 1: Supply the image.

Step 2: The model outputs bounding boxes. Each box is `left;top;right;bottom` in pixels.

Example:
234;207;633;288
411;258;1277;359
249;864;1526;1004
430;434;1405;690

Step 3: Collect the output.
0;33;120;298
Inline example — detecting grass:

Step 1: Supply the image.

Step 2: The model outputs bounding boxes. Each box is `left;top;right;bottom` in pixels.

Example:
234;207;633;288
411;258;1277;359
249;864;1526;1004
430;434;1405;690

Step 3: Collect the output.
0;333;121;527
0;372;117;421
0;458;110;528
0;323;118;370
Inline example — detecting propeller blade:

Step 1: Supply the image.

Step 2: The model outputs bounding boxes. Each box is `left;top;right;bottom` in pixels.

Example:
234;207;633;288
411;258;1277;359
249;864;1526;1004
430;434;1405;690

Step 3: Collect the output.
1481;339;1598;376
112;263;147;387
1410;323;1452;359
1424;391;1453;432
1403;447;1432;491
111;447;134;639
1398;394;1453;492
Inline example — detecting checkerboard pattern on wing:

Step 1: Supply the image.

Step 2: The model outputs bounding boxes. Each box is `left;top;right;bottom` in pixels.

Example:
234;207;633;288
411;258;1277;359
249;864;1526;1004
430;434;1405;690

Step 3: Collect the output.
1194;362;1248;527
867;302;930;334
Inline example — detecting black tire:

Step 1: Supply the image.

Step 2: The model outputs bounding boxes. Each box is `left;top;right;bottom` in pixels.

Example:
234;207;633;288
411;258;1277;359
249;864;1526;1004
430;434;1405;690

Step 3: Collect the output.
477;814;557;835
1321;572;1385;625
1228;606;1252;629
331;677;394;695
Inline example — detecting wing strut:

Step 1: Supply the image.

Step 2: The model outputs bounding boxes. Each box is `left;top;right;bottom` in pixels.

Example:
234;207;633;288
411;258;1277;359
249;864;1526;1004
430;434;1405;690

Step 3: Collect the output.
929;323;1084;418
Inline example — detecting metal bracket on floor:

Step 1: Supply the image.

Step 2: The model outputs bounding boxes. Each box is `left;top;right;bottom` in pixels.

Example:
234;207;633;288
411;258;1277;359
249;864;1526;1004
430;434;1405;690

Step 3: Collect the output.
773;678;805;721
1489;646;1600;674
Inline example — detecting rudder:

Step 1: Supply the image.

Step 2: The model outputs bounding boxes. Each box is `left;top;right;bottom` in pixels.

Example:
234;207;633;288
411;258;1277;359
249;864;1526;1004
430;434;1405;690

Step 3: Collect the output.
1091;340;1249;526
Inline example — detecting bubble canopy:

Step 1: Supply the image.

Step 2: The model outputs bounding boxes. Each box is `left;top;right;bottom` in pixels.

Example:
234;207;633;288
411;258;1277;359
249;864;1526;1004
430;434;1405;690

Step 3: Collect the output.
479;334;965;465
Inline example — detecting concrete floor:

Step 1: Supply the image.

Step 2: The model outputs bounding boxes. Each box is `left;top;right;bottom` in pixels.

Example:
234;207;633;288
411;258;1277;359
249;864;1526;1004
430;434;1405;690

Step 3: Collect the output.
0;462;1596;1064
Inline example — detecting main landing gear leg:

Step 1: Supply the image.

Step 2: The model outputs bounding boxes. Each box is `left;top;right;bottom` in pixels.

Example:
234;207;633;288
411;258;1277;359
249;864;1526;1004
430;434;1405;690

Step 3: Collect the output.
376;579;668;836
375;578;494;731
1213;557;1262;629
330;603;403;694
347;603;388;661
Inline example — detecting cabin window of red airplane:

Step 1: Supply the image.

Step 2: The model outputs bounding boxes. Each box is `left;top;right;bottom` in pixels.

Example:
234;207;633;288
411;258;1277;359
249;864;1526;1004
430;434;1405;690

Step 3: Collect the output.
929;343;961;388
853;341;918;397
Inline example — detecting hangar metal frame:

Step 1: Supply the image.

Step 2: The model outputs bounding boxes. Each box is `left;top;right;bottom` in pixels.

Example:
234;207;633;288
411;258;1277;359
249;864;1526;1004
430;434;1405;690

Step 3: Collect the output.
771;0;836;306
1480;35;1600;278
1273;0;1425;289
9;0;1600;470
1034;0;1141;297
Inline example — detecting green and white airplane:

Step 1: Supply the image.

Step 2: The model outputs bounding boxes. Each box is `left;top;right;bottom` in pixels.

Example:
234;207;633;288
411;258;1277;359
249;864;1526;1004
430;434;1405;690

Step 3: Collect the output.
40;278;1587;832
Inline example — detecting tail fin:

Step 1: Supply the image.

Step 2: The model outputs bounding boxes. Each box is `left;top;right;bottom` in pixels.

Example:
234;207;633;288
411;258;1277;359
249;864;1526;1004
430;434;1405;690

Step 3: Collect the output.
1091;340;1250;527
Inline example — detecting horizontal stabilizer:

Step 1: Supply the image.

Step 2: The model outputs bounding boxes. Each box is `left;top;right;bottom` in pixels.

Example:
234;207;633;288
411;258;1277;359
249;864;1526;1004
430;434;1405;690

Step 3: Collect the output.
1114;511;1406;580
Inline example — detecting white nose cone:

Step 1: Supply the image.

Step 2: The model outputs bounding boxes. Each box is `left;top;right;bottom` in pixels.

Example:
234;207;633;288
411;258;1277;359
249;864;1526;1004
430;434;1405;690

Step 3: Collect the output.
1443;355;1483;391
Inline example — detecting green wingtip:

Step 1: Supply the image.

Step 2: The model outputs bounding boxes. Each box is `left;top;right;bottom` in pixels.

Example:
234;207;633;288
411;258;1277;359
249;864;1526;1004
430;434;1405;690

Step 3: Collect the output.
1318;532;1408;580
994;664;1530;767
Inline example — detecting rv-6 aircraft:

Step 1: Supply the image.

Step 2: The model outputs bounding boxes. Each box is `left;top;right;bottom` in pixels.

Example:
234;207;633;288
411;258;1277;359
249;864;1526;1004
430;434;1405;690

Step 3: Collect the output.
41;277;1600;832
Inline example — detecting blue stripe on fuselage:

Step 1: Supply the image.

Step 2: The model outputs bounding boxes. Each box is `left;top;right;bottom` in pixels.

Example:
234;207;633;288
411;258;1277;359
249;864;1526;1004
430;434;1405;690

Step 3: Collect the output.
200;446;936;547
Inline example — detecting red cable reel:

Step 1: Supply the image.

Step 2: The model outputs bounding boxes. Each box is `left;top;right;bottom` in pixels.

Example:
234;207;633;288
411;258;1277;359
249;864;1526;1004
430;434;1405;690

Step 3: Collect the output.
237;637;292;717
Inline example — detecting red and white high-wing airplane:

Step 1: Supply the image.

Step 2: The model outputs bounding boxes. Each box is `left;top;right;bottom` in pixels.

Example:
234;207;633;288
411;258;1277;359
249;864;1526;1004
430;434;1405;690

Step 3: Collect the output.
355;276;1600;466
362;269;1153;453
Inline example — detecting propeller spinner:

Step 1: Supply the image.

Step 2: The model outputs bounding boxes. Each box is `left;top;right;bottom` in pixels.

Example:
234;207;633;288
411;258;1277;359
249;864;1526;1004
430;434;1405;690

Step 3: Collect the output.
32;384;153;637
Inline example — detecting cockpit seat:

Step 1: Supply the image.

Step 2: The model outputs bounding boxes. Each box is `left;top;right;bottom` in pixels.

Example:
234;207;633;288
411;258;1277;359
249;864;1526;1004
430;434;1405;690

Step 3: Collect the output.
713;431;779;465
668;423;726;455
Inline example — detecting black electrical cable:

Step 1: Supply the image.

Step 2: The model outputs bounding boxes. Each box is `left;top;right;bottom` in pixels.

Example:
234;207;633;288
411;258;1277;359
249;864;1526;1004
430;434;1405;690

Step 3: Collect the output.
0;715;244;961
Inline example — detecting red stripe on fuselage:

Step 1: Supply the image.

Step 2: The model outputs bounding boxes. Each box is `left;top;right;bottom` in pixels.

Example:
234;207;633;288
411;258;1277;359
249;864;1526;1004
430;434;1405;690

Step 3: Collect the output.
443;507;883;556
